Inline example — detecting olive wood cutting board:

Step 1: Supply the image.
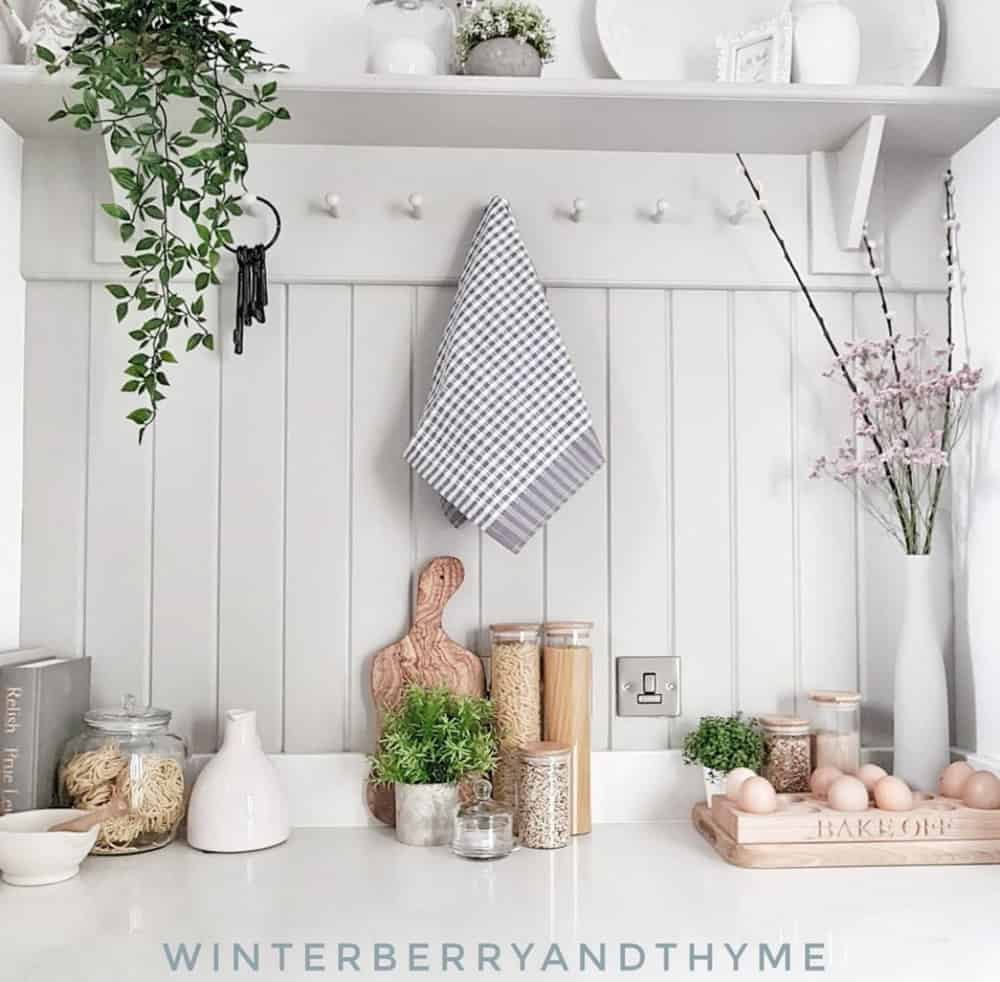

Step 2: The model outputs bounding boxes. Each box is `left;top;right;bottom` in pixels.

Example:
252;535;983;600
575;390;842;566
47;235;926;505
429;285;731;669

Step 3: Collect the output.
710;791;1000;844
367;556;486;826
693;803;1000;869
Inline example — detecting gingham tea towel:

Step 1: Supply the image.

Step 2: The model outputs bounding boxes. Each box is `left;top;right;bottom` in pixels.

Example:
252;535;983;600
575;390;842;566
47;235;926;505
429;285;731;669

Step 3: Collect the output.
405;195;605;554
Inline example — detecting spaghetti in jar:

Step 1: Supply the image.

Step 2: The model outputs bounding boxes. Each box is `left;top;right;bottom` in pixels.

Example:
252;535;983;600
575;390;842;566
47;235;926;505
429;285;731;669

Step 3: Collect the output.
59;695;188;855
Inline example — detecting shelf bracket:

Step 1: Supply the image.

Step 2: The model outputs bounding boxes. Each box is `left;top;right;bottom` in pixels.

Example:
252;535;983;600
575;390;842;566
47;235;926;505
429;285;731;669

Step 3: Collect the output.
809;114;886;274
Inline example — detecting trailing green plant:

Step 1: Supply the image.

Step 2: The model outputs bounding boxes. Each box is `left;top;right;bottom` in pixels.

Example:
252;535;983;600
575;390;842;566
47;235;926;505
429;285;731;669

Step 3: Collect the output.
41;0;288;441
370;686;497;787
682;714;764;777
456;0;555;66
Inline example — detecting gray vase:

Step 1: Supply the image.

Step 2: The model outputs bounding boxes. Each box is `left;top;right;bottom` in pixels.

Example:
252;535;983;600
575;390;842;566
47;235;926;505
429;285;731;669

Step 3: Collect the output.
394;782;458;846
465;37;542;77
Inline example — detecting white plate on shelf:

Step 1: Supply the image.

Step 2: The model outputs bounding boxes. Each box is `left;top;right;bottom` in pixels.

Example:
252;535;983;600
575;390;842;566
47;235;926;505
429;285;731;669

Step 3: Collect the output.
596;0;941;85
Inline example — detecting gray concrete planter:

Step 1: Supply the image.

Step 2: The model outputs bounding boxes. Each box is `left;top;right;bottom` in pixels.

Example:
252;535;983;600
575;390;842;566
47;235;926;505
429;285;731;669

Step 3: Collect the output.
465;37;543;77
394;782;459;846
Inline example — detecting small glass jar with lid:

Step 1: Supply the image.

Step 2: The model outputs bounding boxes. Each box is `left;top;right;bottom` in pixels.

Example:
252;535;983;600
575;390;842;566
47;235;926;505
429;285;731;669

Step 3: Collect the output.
365;0;456;75
489;623;541;813
759;715;811;793
59;695;188;855
452;778;515;860
517;741;571;849
808;690;861;774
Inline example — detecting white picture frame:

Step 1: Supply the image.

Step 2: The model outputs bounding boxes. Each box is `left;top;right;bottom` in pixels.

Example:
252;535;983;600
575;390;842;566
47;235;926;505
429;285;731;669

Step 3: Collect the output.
716;13;794;84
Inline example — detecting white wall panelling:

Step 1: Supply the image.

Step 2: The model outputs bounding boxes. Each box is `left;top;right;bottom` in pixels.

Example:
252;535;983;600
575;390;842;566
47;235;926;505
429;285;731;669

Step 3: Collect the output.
0;119;22;649
16;135;966;755
19;277;963;754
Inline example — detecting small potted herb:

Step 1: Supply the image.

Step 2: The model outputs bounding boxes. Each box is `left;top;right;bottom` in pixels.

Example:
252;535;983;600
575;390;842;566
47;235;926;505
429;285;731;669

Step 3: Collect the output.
370;686;497;846
683;715;764;803
457;0;555;77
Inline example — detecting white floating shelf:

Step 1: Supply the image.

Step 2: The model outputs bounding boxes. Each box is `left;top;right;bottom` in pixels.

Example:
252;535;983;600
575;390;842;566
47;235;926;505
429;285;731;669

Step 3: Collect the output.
2;67;999;156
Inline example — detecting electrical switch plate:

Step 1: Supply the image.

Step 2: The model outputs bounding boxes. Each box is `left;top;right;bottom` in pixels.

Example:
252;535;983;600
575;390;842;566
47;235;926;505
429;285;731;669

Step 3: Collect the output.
616;656;681;718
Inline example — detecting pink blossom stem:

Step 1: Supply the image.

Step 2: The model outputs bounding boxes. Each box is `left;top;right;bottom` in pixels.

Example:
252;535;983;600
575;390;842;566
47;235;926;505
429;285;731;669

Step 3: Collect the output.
735;153;912;547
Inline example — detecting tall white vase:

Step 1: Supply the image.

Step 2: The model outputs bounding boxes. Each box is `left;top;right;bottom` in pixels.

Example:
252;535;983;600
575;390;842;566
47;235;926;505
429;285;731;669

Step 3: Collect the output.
187;709;290;853
791;0;861;85
893;557;950;792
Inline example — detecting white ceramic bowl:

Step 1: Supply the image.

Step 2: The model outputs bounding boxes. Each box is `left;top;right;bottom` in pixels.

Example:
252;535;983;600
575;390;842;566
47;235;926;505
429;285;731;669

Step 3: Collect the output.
0;809;100;886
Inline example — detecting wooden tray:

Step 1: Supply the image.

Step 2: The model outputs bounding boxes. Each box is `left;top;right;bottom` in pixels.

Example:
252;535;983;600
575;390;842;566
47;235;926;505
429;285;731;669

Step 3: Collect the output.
693;804;1000;869
710;792;1000;844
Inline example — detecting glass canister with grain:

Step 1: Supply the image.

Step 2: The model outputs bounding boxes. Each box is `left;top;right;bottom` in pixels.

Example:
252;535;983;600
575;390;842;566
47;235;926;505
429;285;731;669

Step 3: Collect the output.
759;714;811;793
488;623;542;814
517;742;571;849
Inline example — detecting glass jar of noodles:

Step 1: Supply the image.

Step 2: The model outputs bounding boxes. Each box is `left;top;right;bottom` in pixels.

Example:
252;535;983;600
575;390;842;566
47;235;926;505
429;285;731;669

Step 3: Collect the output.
489;624;542;815
58;695;188;855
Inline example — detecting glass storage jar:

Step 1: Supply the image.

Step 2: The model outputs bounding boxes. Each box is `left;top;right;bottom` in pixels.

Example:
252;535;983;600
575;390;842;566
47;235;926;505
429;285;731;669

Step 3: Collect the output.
542;622;593;836
517;742;571;849
365;0;456;75
759;715;811;793
489;623;541;814
452;778;515;860
808;690;861;774
59;695;188;855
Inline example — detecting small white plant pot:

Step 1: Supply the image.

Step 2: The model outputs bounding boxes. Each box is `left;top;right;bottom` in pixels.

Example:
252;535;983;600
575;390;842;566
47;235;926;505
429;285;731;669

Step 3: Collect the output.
394;782;459;846
702;767;728;804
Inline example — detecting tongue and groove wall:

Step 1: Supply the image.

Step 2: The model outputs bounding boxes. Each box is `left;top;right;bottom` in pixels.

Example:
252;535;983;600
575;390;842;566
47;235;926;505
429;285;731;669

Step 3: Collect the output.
16;140;961;758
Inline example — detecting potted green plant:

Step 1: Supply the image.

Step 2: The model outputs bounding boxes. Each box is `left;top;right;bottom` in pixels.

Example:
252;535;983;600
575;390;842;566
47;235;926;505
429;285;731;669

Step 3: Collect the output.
457;0;555;77
370;686;497;846
40;0;287;441
682;715;764;803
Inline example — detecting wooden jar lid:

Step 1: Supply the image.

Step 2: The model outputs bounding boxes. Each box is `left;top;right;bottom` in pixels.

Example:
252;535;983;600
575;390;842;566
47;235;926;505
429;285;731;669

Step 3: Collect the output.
758;714;810;734
520;741;571;758
490;622;541;632
807;690;861;704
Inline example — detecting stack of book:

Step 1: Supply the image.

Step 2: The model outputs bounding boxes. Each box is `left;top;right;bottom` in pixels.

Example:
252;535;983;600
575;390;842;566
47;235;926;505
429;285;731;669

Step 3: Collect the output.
0;649;91;814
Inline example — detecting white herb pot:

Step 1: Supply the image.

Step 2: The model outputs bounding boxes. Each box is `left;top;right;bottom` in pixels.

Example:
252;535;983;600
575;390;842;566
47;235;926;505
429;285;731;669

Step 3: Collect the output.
187;709;290;853
394;782;458;846
893;556;950;792
702;768;727;805
791;0;860;85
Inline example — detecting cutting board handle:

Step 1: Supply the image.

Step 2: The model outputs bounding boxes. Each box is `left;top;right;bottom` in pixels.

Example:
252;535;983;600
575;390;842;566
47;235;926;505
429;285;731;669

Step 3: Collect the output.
413;556;464;631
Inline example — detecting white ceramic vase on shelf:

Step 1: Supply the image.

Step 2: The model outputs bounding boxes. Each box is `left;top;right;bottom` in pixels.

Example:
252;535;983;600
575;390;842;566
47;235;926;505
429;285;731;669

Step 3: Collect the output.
893;556;950;792
186;710;289;853
791;0;861;85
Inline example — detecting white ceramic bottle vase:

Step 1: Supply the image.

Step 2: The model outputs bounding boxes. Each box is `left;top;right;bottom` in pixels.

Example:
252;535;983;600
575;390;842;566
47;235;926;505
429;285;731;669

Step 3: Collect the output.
791;0;861;85
186;709;290;853
892;556;951;792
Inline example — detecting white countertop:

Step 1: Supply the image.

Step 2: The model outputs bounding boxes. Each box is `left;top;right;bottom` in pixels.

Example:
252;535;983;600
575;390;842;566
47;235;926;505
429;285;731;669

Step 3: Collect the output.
3;822;997;982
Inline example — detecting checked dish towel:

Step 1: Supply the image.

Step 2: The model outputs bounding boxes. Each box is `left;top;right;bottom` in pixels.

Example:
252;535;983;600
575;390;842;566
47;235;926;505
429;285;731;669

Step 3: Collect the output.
406;195;605;554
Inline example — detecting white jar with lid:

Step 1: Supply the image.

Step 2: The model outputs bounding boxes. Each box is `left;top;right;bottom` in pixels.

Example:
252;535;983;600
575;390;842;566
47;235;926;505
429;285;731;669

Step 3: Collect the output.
808;690;861;774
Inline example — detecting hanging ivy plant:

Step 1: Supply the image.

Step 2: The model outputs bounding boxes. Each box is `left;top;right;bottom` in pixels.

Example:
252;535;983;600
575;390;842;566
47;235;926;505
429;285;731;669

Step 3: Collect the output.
40;0;289;441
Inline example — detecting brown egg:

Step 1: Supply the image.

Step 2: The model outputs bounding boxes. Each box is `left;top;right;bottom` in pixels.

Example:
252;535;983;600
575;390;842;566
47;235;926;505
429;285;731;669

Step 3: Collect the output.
809;766;843;798
873;776;913;812
725;767;757;802
962;771;1000;810
939;761;975;799
856;764;888;794
827;775;870;813
738;776;777;815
